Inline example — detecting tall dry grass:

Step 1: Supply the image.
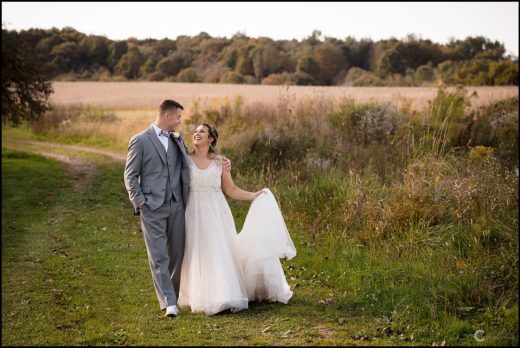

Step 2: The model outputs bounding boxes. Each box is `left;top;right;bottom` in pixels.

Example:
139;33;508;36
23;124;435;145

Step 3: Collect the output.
49;82;518;112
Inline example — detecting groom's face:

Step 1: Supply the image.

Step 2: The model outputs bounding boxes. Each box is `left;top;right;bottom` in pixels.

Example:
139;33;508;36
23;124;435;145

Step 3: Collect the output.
166;107;182;131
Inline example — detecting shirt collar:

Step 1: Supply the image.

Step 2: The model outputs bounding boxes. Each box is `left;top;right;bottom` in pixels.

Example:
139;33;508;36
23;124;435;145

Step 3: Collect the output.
152;123;167;137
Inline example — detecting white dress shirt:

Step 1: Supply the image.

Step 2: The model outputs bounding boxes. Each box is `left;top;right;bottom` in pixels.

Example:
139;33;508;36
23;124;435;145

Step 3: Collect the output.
152;123;169;152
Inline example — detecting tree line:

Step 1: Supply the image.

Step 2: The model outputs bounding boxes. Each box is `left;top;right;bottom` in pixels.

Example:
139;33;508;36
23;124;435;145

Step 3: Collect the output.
3;27;519;86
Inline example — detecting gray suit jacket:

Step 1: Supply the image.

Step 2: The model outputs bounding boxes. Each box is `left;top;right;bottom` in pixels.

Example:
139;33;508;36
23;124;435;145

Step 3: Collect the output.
124;125;190;214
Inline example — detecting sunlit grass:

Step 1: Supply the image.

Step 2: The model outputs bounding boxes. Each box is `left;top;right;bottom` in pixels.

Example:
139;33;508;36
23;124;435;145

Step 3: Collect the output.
2;87;518;345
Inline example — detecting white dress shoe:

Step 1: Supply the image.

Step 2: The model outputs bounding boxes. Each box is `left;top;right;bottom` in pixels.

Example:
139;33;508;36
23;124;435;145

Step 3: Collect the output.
165;305;179;317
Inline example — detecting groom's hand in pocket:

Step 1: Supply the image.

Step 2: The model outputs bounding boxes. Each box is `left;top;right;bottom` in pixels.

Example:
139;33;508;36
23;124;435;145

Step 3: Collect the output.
134;201;146;216
222;156;231;172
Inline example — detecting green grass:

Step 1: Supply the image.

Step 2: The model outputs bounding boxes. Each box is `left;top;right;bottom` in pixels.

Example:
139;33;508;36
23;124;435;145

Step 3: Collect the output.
2;124;124;151
2;89;517;345
2;147;517;345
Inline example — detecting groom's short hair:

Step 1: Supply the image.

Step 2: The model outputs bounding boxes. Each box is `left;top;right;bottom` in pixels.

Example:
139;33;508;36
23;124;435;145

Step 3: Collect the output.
159;99;184;115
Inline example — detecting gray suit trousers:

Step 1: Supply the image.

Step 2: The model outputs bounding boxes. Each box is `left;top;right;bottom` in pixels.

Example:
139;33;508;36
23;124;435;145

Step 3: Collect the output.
140;197;185;309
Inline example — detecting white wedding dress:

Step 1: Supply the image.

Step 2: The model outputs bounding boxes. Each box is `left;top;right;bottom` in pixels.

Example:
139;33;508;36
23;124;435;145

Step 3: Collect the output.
178;156;296;315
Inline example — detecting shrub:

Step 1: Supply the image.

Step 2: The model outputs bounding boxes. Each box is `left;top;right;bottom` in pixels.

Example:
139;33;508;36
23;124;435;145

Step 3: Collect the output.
176;67;200;82
201;61;229;83
430;86;470;123
143;71;166;81
415;63;434;84
291;71;317;85
344;67;385;86
327;101;401;146
488;60;519;85
261;72;294;85
296;56;320;78
416;86;474;157
219;71;246;84
468;145;494;160
465;97;519;166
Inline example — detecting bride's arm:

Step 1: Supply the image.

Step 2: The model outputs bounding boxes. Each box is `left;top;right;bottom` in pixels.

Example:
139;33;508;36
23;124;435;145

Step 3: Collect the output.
221;167;263;201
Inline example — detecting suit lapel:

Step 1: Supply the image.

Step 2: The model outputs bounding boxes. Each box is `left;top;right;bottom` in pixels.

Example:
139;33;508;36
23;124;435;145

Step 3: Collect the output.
146;126;167;166
172;135;189;165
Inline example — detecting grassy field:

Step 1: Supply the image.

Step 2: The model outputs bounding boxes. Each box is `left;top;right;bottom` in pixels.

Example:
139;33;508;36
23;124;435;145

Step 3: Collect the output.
2;85;518;345
3;148;516;346
1;148;411;346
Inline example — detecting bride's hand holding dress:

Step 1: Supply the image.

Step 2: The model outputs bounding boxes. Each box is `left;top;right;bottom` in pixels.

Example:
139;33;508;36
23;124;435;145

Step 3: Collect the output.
220;161;264;201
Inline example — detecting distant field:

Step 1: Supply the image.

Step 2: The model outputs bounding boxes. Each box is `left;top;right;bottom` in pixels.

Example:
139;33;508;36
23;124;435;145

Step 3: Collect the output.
50;82;518;112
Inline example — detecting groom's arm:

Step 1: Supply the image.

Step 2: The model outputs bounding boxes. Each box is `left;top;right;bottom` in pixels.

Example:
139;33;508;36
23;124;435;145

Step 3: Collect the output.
124;135;146;214
221;156;231;172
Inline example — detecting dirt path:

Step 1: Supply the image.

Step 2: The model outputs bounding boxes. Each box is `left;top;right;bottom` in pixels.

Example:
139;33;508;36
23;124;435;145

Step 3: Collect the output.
3;139;126;192
13;140;127;162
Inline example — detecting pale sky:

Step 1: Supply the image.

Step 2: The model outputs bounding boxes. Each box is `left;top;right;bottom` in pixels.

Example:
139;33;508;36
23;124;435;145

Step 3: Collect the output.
2;1;519;56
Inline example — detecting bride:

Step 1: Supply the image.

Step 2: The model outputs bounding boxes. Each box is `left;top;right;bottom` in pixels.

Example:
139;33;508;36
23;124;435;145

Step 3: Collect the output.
177;123;296;315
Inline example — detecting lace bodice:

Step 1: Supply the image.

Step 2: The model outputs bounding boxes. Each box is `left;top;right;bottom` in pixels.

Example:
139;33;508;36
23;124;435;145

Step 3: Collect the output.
187;156;222;193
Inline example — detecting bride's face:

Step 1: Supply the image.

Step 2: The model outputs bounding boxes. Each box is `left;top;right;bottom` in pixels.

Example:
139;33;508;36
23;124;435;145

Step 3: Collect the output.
192;124;213;146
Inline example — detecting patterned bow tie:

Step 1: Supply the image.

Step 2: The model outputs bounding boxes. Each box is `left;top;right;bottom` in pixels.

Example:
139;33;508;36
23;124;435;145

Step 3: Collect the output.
159;129;170;137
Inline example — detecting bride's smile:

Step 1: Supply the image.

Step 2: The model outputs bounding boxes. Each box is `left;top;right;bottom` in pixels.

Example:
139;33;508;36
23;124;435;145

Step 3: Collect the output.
192;125;211;146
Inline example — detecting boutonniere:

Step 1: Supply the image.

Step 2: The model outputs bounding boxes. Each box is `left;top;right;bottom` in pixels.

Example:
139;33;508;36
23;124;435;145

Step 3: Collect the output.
173;132;188;153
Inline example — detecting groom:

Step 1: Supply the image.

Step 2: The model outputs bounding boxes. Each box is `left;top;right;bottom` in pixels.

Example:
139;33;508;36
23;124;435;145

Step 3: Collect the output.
124;99;231;317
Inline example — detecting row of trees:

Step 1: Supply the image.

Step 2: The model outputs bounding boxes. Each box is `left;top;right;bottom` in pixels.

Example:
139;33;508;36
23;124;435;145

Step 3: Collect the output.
3;27;519;87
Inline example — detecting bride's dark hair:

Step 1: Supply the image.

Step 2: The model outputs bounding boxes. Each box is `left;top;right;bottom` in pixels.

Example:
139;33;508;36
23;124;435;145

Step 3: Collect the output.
203;123;219;155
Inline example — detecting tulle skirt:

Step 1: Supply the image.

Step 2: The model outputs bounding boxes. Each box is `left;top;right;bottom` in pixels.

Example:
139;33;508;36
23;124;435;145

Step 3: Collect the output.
237;188;296;303
178;188;296;315
178;190;249;315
